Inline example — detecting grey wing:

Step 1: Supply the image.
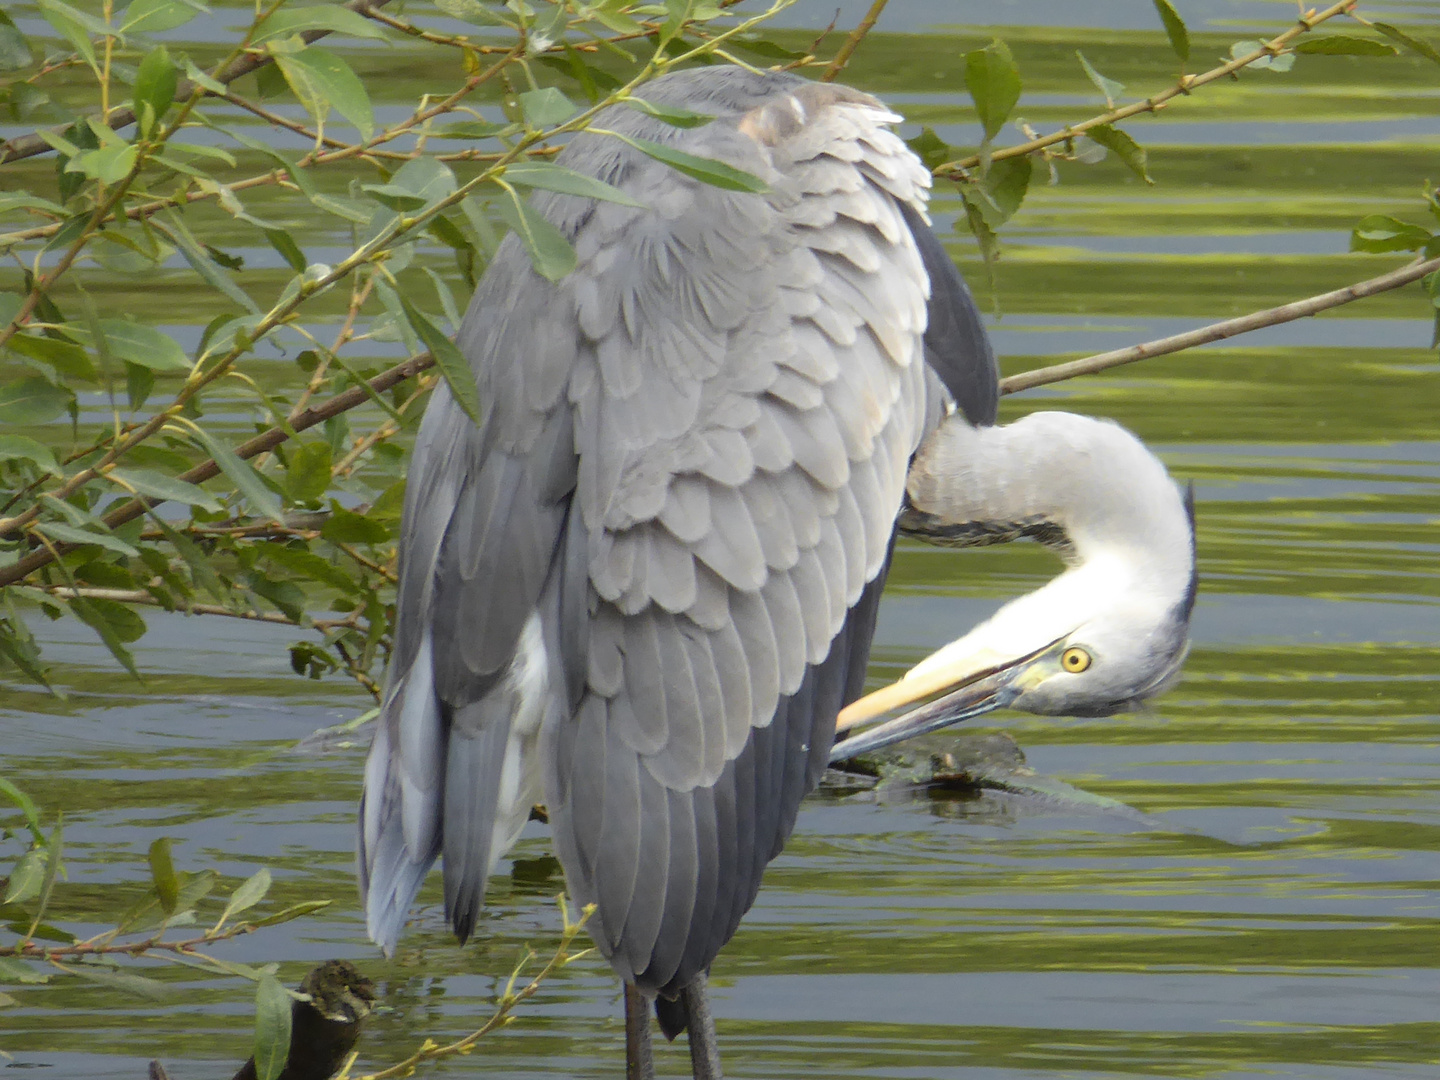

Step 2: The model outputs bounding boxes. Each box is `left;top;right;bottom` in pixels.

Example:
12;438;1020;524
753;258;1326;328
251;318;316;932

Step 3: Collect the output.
538;71;935;996
359;229;579;951
900;200;998;427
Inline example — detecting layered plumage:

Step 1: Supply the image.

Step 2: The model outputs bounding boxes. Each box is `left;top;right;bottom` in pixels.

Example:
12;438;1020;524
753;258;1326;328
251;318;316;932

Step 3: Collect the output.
359;67;997;998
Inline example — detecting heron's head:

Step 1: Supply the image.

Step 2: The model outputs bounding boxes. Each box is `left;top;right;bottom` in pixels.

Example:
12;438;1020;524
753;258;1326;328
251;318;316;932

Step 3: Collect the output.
832;412;1197;761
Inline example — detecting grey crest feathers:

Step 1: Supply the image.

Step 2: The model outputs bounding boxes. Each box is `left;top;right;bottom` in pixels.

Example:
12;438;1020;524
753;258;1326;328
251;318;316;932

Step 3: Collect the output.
359;66;995;994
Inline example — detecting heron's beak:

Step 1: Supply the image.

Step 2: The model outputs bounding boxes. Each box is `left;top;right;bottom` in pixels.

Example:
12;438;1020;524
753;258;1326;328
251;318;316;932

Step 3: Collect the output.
829;637;1067;762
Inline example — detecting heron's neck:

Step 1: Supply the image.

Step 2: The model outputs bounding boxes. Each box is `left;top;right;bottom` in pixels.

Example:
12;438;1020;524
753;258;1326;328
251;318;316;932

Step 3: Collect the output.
902;411;1195;656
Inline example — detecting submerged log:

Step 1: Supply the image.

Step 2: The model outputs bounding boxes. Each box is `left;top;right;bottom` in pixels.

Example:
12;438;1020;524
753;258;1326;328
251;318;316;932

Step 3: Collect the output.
150;960;376;1080
231;960;376;1080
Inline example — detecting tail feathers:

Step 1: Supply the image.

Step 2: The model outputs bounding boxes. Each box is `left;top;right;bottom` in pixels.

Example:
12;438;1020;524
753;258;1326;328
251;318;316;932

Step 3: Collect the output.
359;636;444;955
442;697;514;943
361;786;439;954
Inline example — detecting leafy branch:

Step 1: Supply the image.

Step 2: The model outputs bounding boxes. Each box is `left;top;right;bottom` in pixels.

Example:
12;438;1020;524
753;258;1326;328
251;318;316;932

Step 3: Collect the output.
0;0;399;166
336;897;595;1080
933;0;1361;180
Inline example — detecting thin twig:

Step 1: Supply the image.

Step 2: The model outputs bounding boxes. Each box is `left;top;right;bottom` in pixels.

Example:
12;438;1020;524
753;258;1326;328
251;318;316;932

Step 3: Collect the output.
344;901;595;1080
0;920;258;959
934;0;1356;176
819;0;889;83
0;0;398;165
0;352;434;587
1001;253;1439;395
37;585;364;632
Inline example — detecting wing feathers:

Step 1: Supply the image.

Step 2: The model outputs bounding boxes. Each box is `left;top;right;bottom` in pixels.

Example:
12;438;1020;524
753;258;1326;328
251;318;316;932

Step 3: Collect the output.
364;68;976;1005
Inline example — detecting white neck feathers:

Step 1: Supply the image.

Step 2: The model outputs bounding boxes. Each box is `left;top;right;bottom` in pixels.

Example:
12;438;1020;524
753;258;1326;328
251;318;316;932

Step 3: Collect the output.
902;411;1194;667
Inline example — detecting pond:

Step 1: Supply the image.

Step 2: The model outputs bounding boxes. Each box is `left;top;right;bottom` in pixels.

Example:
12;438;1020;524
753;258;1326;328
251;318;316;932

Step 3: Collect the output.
2;1;1439;1077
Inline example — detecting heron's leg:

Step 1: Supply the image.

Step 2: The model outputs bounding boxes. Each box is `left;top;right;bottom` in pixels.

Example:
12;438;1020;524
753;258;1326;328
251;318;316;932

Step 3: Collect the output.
682;972;723;1080
624;983;656;1080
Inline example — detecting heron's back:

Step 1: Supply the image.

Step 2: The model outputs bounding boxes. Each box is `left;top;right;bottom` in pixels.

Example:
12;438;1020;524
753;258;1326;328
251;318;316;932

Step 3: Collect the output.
360;66;978;997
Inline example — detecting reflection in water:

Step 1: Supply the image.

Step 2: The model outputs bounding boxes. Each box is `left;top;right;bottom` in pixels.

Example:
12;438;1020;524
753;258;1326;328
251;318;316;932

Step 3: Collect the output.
2;1;1439;1076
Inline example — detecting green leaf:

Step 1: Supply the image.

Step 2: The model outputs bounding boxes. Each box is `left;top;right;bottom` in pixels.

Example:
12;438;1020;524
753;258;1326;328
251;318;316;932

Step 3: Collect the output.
227;130;316;198
5;332;96;381
65;597;140;677
967;154;1033;229
261;544;356;594
729;34;805;61
491;188;580;283
161;210;260;314
518;86;576;128
960;190;1000;267
254;973;294;1080
218;868;272;926
1229;39;1294;71
285;442;332;503
264;228;307;273
604;131;769;194
1075;50;1124;107
396;298;479;424
246;573;307;620
4;919;68;944
70;595;147;642
1086;123;1153;184
35;0;100;73
107;467;222;512
1349;214;1433;253
965;39;1022;143
0;779;44;840
1293;34;1398;56
1151;0;1189;63
433;119;512;140
1372;22;1440;66
502;160;645;208
0;957;49;985
182;57;226;94
0;193;66;217
0;10;32;73
250;899;330;927
148;837;179;914
64;319;190;371
363;156;457;211
250;4;389;43
906;126;952;172
0;435;61;476
3;850;46;906
65;963;171;1000
0;377;71;424
76;560;134;588
67;142;138;185
393;157;458;202
434;0;512;25
32;521;138;558
271;45;375;141
149;515;226;602
624;96;714;128
187;427;285;524
320;508;391;546
133;45;177;138
309;191;371;224
122;0;209;33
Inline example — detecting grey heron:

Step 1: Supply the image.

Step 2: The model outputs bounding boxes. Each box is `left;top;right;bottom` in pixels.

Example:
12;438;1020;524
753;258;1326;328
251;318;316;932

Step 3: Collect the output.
358;66;1196;1079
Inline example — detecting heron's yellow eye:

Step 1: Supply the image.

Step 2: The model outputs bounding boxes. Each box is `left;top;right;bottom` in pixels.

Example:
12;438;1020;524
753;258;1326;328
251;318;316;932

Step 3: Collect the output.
1061;647;1092;673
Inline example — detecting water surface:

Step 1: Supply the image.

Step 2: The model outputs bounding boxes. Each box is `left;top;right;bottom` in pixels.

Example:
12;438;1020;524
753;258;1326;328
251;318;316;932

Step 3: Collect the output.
2;1;1438;1077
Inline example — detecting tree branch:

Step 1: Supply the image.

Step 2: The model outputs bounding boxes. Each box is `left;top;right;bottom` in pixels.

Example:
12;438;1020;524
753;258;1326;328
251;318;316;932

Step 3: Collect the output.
1001;253;1439;395
0;352;435;588
0;0;397;166
37;585;363;632
934;0;1356;177
819;0;889;83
